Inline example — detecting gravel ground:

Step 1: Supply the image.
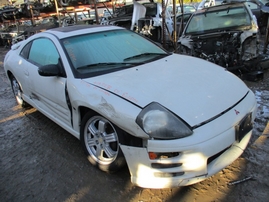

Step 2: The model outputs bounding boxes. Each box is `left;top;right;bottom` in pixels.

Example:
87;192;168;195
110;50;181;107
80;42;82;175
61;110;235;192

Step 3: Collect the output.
0;46;268;202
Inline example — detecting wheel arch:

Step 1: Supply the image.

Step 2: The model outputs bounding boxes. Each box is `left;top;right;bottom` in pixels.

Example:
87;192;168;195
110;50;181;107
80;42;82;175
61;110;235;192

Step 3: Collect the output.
6;70;14;80
7;70;30;108
78;106;96;124
241;35;259;61
6;70;23;93
77;106;143;147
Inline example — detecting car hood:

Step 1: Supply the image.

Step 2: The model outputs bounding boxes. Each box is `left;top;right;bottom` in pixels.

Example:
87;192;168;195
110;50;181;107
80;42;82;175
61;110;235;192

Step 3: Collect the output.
82;54;249;126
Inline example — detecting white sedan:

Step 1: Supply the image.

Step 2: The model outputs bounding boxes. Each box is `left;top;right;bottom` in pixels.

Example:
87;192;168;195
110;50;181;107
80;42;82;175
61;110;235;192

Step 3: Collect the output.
4;25;257;189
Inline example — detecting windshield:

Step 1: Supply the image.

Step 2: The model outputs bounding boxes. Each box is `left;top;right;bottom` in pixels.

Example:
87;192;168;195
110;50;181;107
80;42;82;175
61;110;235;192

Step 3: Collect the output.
185;6;251;34
62;29;168;78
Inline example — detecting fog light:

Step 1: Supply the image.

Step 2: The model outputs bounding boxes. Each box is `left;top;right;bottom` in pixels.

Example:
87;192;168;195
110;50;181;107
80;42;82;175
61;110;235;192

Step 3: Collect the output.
149;152;158;160
148;152;180;160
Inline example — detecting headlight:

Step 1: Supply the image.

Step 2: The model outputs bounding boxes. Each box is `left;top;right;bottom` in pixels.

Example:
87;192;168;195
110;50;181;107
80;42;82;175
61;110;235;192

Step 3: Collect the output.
136;102;193;140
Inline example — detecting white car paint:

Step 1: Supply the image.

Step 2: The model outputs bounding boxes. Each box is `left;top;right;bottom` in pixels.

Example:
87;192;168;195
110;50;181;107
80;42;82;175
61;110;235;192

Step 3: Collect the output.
122;89;256;188
83;54;251;126
122;131;252;188
4;25;257;189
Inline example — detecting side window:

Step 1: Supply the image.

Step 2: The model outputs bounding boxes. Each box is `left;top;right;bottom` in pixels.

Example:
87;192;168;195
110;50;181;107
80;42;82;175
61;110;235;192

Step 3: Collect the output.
28;38;59;66
20;42;32;59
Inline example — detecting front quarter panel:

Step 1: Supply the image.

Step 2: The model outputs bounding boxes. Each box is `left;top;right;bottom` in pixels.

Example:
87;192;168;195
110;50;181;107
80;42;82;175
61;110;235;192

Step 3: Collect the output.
120;90;257;189
68;79;149;139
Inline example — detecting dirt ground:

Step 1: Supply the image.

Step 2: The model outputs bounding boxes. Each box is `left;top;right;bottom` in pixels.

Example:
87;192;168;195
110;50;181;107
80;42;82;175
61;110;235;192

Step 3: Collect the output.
0;46;268;202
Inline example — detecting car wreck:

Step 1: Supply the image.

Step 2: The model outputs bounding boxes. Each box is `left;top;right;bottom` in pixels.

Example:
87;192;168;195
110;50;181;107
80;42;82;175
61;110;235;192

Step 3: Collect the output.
177;2;269;79
4;24;258;189
106;1;174;42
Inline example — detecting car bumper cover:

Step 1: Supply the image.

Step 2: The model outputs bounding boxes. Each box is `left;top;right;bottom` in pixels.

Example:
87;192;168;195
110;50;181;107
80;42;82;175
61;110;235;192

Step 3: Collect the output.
120;129;252;189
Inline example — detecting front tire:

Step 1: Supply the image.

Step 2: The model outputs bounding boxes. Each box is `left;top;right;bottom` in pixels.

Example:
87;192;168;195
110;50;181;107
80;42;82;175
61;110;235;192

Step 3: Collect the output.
80;112;126;173
10;76;28;108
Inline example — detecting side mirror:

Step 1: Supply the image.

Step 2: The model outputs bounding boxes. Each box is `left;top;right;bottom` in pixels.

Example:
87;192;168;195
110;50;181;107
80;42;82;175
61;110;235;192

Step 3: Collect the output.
38;64;61;77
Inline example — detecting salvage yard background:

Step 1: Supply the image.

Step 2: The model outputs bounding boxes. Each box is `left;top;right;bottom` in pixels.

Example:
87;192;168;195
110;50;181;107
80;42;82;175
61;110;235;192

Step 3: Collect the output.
0;43;268;201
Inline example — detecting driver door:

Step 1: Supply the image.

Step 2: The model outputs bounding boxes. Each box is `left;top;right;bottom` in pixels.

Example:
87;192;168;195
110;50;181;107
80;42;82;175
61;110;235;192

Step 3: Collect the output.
21;38;72;128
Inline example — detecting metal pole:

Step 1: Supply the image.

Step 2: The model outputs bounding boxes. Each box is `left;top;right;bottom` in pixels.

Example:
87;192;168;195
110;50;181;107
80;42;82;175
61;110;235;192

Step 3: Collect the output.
263;16;269;54
162;0;166;49
94;0;99;24
54;0;61;27
29;5;35;26
172;0;177;51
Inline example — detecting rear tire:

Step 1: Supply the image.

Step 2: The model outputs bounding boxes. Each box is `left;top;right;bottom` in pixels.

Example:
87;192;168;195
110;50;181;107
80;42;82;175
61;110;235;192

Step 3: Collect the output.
80;112;126;173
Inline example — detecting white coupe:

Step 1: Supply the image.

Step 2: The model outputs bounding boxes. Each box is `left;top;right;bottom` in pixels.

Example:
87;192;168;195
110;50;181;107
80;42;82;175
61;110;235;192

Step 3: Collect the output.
4;25;257;188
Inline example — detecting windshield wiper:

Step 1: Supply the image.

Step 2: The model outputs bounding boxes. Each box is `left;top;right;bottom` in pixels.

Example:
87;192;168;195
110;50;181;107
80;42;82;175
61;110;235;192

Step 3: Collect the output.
77;62;143;69
124;53;167;61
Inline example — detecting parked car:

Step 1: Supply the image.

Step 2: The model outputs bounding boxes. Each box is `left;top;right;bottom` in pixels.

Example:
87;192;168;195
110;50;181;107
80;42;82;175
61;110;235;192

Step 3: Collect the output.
167;4;197;14
178;2;265;74
4;24;257;189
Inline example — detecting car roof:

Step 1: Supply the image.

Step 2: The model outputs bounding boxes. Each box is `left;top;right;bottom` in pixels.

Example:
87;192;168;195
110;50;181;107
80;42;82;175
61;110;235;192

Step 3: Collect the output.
44;24;125;39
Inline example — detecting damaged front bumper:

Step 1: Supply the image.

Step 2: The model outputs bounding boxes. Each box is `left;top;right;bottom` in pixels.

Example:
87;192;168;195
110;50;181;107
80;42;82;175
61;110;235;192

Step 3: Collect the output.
120;129;252;189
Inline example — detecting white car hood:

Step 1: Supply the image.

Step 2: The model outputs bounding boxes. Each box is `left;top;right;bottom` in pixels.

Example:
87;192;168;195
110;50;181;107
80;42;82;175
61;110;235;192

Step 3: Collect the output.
82;54;249;126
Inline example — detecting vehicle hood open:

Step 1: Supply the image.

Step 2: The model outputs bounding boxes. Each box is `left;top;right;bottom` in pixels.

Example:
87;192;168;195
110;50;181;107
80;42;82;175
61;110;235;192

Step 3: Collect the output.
82;54;250;126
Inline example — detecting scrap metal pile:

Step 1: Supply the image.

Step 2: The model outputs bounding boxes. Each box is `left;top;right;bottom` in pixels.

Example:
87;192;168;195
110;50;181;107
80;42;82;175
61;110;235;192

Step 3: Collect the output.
0;0;268;81
0;0;98;47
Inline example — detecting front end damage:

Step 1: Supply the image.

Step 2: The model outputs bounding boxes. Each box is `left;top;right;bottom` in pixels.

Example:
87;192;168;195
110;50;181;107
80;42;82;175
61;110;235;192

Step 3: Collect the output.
121;130;252;188
179;31;269;80
178;3;269;80
179;30;259;71
117;83;257;188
